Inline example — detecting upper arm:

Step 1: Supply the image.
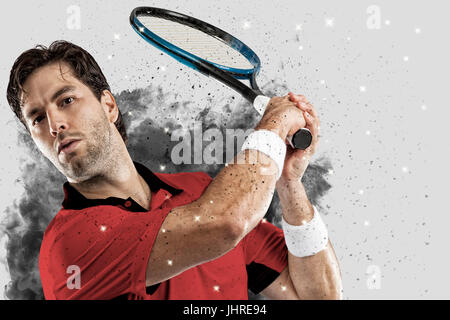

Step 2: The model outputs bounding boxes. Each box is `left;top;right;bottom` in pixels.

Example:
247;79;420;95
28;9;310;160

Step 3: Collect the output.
144;201;239;286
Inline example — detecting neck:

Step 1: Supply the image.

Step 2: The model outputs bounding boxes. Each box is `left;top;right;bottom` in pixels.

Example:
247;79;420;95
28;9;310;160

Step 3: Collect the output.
67;154;152;210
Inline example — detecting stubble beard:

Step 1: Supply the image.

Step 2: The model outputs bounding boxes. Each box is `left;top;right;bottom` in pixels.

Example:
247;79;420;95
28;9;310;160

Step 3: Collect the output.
60;117;113;182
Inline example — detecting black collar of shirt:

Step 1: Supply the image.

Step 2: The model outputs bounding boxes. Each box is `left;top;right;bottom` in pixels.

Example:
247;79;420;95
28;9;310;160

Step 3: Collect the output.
61;161;183;212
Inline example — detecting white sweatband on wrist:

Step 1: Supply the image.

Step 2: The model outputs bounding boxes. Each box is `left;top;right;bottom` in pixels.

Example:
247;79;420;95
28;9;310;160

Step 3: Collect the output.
241;129;286;180
281;205;329;257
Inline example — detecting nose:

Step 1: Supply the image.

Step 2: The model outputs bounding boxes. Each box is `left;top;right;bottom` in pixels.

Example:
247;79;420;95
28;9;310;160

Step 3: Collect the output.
47;108;69;137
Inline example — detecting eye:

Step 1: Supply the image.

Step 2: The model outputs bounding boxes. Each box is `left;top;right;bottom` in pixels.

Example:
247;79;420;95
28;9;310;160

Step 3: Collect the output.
61;97;74;106
32;114;45;126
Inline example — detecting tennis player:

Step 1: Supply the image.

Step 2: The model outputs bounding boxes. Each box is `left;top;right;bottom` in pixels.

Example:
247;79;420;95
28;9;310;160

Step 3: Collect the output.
6;41;342;300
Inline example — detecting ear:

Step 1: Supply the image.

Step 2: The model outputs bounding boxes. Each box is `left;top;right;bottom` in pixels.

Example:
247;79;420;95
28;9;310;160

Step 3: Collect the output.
101;90;119;124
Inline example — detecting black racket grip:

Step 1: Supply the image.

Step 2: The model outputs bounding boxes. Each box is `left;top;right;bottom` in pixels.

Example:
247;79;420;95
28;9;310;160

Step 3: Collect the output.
288;128;312;150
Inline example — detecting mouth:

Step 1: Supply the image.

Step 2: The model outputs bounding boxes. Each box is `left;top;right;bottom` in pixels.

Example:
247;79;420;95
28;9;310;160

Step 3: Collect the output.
58;139;81;155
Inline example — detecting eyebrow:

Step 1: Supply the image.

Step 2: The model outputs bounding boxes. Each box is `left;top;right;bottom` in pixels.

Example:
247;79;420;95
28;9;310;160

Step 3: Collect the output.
24;85;76;120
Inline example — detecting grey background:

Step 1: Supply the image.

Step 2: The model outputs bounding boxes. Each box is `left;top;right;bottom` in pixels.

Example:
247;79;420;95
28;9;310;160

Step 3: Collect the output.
0;0;448;299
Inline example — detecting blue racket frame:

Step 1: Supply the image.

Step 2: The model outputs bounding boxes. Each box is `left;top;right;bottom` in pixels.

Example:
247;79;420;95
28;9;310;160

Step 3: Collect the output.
130;6;313;150
130;7;264;100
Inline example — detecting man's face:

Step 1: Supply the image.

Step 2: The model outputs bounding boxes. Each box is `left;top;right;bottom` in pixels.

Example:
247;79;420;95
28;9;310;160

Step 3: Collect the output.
21;61;115;181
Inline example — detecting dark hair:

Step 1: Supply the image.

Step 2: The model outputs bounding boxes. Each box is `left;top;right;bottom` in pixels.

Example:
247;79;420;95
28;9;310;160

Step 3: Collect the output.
6;40;128;144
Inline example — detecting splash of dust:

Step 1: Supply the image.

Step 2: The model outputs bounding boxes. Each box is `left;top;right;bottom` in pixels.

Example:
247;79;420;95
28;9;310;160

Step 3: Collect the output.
1;82;332;300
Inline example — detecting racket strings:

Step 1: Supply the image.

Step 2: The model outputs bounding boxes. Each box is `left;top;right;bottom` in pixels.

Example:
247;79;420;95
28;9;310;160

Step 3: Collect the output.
139;16;254;69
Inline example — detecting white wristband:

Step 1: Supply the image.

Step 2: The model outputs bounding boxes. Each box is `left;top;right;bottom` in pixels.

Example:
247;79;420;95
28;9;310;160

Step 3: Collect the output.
281;205;329;257
241;130;286;180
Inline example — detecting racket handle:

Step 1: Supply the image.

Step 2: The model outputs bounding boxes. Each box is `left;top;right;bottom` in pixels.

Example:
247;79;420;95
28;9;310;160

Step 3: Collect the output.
253;95;312;150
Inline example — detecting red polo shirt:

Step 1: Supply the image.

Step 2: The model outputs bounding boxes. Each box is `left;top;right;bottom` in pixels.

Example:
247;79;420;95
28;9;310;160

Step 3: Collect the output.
39;162;288;300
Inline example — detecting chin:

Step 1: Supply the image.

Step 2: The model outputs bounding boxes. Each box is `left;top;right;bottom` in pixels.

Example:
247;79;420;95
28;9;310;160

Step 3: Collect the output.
67;154;107;182
54;153;87;180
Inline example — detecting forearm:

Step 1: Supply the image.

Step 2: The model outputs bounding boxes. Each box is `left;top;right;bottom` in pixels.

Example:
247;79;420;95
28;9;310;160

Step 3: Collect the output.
192;149;278;241
276;178;343;299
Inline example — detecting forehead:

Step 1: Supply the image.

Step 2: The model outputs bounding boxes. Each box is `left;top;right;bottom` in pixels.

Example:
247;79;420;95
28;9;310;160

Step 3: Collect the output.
21;62;83;105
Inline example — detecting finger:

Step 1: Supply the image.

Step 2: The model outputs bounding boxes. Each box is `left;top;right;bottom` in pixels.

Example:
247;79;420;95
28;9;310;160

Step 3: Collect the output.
284;95;306;112
288;92;307;103
303;102;318;118
303;110;314;127
303;111;319;141
308;103;320;130
302;113;318;153
301;102;319;129
296;101;310;112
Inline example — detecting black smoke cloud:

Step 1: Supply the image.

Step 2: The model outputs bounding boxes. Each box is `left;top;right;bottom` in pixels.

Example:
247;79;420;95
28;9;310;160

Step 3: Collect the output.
1;83;332;300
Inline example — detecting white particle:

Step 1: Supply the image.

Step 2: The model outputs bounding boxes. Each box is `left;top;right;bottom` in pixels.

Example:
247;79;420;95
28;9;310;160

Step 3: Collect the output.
402;166;409;173
167;260;173;266
281;285;287;291
366;130;371;135
139;27;145;32
385;20;391;26
213;285;220;291
295;24;302;31
128;111;132;116
346;36;351;41
243;21;251;29
225;163;229;167
325;18;335;27
328;169;334;175
298;45;304;51
359;86;366;92
364;220;370;227
124;75;128;79
322;97;327;101
403;56;409;62
320;80;326;85
210;200;213;204
194;216;200;221
114;33;120;40
262;218;267;223
301;220;307;225
358;189;364;195
100;225;107;232
421;105;427;111
160;66;166;71
164;127;169;133
107;55;113;60
415;28;421;34
162;229;166;233
160;165;166;171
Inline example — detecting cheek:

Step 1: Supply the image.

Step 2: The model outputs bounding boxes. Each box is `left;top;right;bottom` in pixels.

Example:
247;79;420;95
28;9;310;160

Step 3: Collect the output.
32;134;55;158
73;99;107;127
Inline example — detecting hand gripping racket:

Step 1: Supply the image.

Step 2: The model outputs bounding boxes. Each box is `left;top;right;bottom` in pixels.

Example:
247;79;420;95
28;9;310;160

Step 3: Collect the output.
130;7;312;149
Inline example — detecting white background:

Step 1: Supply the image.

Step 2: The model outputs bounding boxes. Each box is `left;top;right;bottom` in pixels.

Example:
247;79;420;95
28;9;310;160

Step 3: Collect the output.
0;0;448;299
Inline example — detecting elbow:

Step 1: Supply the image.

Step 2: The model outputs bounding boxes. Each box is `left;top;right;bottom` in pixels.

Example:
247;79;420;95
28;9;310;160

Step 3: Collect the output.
315;283;344;300
301;287;343;300
323;287;344;300
297;277;344;300
220;218;245;250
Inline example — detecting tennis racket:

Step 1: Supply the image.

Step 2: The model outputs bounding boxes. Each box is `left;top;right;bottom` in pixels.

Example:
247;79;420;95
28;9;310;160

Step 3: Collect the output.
129;7;312;150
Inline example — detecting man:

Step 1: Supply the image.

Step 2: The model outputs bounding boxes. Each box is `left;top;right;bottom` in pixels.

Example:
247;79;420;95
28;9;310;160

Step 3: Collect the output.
6;40;342;300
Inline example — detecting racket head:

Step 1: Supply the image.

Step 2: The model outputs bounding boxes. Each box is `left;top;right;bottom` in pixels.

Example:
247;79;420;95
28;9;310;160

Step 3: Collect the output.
130;7;261;81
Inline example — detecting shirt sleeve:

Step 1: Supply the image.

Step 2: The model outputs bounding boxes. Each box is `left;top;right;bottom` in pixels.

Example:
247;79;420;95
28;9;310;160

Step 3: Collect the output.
39;205;171;300
242;220;288;295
